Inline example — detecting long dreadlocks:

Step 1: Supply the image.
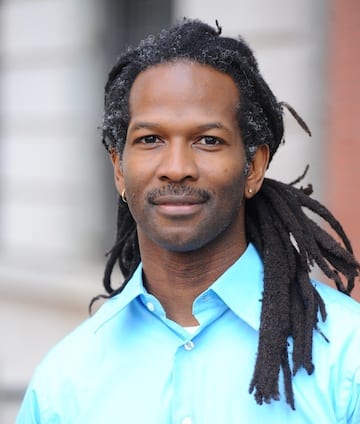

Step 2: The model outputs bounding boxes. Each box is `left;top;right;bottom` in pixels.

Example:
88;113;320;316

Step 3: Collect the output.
98;19;360;409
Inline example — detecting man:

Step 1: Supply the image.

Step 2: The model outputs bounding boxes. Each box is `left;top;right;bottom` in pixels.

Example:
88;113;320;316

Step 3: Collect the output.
17;19;360;423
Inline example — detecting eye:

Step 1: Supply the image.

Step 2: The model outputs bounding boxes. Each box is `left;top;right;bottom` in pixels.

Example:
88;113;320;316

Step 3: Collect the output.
138;135;162;144
197;136;223;145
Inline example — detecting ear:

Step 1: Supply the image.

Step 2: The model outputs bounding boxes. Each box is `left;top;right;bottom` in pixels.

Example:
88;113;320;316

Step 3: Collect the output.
110;149;125;196
244;144;270;199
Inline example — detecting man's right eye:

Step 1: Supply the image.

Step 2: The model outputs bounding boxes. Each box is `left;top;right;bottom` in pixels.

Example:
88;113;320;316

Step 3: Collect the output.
139;135;160;144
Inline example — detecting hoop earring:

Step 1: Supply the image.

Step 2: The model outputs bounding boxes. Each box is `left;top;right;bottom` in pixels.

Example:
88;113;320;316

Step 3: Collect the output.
121;189;127;203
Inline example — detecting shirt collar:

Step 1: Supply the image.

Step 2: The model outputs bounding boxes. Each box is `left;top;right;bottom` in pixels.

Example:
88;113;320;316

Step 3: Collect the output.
118;265;145;303
96;243;264;332
92;265;145;329
210;243;264;331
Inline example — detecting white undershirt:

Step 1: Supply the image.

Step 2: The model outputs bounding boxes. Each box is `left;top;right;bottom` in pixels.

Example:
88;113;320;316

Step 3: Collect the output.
183;325;200;335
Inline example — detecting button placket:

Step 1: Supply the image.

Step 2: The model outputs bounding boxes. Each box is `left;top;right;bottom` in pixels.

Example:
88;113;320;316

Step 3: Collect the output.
183;340;195;351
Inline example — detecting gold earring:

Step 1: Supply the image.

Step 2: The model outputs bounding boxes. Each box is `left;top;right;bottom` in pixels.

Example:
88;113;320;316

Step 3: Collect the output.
121;189;127;203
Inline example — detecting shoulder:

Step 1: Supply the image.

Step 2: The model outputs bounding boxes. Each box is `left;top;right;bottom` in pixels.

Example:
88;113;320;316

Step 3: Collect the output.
312;280;360;362
31;292;136;383
313;280;360;322
309;281;360;421
17;276;147;421
28;267;145;385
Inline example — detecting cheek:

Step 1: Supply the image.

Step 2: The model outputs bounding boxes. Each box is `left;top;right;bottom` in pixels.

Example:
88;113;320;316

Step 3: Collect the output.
218;165;247;198
121;159;145;191
212;152;244;175
215;160;245;185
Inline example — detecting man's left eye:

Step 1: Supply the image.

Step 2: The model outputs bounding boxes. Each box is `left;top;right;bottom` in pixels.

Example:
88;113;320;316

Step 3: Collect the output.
198;136;221;145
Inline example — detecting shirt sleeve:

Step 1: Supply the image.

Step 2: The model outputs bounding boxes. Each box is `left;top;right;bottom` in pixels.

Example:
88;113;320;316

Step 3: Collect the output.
347;367;360;424
16;385;42;424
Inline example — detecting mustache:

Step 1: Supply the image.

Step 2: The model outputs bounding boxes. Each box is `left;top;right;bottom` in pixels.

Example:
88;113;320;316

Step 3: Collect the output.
146;184;212;203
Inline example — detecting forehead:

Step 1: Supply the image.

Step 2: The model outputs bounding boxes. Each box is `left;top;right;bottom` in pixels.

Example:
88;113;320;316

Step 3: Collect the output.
128;61;240;121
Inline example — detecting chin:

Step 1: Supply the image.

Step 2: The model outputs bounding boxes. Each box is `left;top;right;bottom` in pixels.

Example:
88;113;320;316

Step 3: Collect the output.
152;230;217;253
155;239;203;253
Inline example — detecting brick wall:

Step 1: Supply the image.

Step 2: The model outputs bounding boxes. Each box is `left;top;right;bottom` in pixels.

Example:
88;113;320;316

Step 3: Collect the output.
327;0;360;300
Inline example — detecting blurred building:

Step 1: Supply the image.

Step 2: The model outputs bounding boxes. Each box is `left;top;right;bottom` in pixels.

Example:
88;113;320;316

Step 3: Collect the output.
0;0;358;421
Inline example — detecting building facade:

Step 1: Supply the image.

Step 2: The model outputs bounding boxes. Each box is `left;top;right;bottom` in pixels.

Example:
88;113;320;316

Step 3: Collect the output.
0;0;358;421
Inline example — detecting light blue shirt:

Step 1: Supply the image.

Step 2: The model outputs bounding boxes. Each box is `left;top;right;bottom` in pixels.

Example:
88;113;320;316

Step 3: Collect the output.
17;244;360;423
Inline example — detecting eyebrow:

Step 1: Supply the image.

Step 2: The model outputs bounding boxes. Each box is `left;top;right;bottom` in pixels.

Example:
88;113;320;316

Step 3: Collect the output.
130;121;228;132
196;122;225;131
131;122;162;131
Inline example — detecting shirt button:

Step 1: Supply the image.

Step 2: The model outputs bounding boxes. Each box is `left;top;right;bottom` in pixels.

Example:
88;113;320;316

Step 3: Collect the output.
184;341;194;351
146;302;155;312
182;417;192;424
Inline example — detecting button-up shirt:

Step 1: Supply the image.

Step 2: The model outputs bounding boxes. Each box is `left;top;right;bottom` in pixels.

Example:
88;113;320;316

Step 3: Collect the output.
17;244;360;423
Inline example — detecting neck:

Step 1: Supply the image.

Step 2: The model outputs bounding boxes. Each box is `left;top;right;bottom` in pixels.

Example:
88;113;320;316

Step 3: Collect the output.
138;232;247;326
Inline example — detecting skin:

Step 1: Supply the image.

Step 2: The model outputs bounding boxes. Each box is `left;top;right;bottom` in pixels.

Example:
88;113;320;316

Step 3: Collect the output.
111;61;269;325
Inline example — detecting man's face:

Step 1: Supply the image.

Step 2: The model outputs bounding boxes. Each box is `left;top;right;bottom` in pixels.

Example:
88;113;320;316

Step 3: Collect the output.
114;61;251;253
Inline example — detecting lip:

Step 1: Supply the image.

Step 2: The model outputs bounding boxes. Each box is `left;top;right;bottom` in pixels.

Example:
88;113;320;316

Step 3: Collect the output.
150;195;206;217
151;195;206;205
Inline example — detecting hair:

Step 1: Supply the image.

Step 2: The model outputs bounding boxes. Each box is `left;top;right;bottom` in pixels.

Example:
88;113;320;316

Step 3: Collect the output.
97;19;360;410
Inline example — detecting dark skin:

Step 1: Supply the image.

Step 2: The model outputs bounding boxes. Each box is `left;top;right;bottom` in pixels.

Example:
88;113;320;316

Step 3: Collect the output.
111;61;269;325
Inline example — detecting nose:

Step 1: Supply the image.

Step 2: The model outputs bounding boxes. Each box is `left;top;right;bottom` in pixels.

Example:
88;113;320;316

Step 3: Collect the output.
156;141;199;182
